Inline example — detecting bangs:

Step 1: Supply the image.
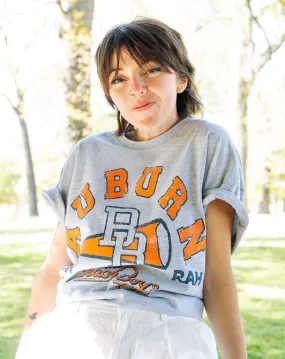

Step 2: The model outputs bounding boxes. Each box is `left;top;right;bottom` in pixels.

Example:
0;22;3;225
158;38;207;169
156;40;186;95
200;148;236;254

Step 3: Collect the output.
101;25;173;85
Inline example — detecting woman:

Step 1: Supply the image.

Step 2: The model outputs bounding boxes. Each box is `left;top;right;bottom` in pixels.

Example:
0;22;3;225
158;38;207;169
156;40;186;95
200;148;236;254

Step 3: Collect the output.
16;17;249;359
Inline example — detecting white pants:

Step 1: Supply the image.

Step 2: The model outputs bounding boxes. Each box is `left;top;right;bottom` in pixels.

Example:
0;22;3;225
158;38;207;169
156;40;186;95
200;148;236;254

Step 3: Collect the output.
16;301;218;359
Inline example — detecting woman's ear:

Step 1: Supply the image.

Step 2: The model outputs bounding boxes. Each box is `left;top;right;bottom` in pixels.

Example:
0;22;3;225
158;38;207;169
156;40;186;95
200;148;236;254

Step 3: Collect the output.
176;76;188;94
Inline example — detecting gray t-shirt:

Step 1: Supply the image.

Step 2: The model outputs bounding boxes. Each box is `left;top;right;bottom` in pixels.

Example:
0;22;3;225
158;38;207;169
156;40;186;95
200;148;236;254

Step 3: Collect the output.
42;117;249;319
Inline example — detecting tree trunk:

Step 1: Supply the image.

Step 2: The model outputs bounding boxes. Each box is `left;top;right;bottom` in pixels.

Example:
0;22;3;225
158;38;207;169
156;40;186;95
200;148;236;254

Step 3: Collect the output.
1;27;39;217
18;113;39;217
260;186;270;214
238;78;250;207
262;166;271;213
59;0;95;143
236;4;252;209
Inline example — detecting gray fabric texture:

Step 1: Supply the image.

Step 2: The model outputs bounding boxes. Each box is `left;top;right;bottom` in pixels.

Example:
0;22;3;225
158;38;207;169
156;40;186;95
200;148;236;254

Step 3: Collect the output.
42;117;249;319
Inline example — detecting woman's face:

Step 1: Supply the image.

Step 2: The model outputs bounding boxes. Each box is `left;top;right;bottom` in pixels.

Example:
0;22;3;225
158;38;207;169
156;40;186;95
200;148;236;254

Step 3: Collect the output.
108;48;187;140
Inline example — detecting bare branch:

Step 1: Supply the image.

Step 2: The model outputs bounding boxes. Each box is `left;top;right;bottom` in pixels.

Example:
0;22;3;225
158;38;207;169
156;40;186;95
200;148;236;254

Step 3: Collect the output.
259;1;284;17
255;32;285;74
247;0;256;63
0;24;20;78
1;10;42;84
247;0;272;52
194;16;232;32
54;0;68;15
2;26;8;47
0;92;19;116
246;0;285;77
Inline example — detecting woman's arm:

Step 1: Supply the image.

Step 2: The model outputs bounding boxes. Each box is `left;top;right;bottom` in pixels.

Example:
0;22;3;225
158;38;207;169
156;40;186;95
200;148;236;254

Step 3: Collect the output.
203;199;247;359
19;222;73;340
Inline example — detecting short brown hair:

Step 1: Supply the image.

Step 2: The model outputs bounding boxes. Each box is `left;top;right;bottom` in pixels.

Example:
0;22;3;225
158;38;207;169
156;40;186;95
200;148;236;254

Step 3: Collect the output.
95;17;204;136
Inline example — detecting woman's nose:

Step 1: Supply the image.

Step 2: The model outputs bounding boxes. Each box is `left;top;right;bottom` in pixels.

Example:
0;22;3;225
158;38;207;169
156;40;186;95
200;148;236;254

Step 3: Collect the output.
129;76;147;96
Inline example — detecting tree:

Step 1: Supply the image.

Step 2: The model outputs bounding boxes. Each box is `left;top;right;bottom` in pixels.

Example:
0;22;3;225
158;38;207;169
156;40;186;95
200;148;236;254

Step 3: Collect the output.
237;0;285;206
268;148;285;212
56;0;94;143
0;21;39;216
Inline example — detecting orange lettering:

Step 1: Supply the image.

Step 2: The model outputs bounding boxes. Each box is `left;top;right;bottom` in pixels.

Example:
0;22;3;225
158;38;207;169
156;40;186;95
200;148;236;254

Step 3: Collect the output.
71;183;95;219
178;219;206;260
66;227;81;257
136;167;163;197
105;169;128;199
138;222;164;268
159;176;187;220
81;234;114;259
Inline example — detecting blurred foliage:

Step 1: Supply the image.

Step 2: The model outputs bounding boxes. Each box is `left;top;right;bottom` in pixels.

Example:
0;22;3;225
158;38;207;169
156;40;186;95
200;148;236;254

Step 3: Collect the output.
0;160;21;204
269;148;285;199
59;1;94;143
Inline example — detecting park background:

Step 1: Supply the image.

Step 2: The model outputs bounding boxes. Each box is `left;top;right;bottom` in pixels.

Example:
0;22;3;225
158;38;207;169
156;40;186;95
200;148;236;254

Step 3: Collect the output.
0;0;284;358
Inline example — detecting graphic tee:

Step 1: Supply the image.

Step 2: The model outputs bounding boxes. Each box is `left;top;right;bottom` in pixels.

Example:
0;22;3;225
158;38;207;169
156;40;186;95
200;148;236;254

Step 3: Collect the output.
42;117;249;319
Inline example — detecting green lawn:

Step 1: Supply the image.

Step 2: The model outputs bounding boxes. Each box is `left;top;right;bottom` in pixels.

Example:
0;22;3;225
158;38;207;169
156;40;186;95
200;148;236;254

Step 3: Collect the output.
0;229;284;359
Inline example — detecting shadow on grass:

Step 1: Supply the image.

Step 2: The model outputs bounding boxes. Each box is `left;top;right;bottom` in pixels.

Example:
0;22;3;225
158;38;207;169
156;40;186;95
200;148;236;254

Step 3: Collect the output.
0;250;45;359
233;242;285;287
0;228;53;236
0;253;46;267
0;289;32;359
232;238;285;358
243;310;285;359
235;242;285;261
0;337;19;359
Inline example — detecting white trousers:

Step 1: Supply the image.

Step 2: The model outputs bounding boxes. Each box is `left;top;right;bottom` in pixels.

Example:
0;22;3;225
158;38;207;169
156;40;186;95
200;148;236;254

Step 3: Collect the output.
16;301;218;359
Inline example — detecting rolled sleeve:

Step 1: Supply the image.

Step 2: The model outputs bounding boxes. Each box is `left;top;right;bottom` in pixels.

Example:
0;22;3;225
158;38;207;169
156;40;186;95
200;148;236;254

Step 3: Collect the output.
202;130;249;253
41;142;79;227
42;185;66;227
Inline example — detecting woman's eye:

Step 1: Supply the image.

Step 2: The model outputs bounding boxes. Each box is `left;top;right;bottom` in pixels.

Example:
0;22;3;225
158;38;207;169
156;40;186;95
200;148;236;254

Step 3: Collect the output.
146;68;161;75
110;68;161;85
111;77;124;85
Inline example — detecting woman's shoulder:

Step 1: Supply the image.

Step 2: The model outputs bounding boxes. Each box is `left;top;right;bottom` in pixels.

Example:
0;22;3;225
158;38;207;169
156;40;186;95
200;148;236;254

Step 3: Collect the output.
75;129;118;149
187;118;231;139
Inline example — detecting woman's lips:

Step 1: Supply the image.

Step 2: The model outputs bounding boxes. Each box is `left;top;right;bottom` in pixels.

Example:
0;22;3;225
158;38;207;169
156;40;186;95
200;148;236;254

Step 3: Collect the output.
132;102;154;111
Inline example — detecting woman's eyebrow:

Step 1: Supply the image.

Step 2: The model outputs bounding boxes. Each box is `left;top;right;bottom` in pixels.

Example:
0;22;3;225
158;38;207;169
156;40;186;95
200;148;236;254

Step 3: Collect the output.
109;68;123;76
108;61;159;77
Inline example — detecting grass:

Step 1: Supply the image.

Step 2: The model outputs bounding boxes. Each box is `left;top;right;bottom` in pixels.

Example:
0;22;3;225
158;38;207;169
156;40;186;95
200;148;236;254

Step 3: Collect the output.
0;229;53;236
0;231;284;359
0;239;49;359
229;238;285;359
